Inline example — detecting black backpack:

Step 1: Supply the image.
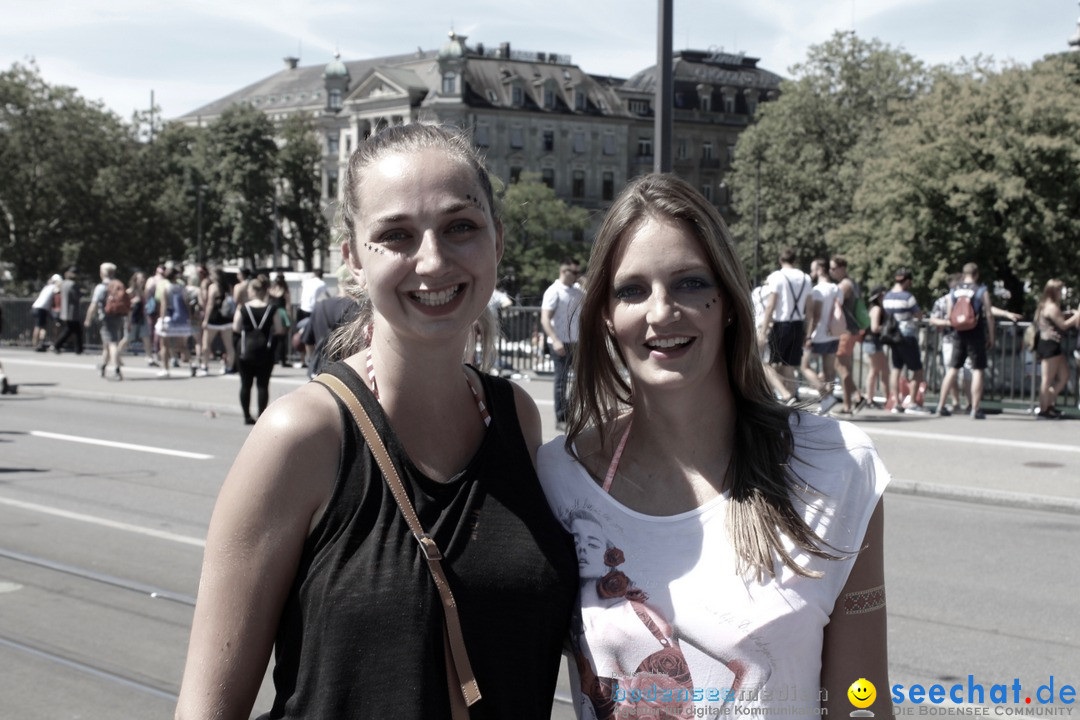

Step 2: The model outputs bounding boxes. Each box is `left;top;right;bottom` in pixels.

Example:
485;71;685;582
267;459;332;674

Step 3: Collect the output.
880;310;903;347
240;305;273;362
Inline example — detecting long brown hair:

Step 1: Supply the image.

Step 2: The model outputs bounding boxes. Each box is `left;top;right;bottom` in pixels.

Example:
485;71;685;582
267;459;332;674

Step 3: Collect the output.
326;123;500;369
567;173;837;579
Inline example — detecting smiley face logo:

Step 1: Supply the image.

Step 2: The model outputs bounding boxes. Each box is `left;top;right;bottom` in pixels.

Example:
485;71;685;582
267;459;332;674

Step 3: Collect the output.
847;678;876;709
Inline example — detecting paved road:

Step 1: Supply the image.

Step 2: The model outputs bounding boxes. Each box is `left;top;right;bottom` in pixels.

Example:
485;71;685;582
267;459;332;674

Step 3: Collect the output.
1;347;1078;717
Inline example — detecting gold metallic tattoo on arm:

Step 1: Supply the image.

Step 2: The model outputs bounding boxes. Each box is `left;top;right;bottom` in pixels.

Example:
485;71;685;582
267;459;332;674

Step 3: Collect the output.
842;585;886;615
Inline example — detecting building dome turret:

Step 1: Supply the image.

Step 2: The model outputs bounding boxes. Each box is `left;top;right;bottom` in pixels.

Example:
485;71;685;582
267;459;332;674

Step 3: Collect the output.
324;51;349;79
438;30;468;62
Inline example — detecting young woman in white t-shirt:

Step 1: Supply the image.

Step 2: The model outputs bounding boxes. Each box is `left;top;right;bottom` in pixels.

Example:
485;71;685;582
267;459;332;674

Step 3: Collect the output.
539;173;891;718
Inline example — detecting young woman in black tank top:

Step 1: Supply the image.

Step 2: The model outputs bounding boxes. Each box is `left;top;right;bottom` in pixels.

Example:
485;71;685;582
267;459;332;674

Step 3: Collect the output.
176;125;577;719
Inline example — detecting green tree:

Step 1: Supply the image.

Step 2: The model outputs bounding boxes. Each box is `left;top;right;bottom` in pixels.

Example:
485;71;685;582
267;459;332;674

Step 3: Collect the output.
0;61;130;282
205;104;278;268
728;33;930;283
278;114;329;269
839;54;1080;310
498;173;591;303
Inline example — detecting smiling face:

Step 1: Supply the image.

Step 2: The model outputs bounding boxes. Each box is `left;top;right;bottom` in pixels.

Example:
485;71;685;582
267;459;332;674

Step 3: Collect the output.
606;214;729;395
847;678;876;709
570;517;607;580
345;147;503;348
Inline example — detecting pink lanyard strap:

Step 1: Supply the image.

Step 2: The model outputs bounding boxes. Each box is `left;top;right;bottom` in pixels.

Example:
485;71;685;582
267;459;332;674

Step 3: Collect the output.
602;420;632;493
366;347;490;427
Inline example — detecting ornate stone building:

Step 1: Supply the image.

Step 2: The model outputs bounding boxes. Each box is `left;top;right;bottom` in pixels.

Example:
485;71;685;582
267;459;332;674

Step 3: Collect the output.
180;32;781;268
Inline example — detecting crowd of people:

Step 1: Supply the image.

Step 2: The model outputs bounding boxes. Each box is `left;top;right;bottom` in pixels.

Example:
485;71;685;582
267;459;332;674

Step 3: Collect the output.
26;261;353;424
751;253;1074;419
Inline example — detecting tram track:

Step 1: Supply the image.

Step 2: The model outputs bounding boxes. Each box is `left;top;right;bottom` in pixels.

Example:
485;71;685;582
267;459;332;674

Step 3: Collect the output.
0;547;196;606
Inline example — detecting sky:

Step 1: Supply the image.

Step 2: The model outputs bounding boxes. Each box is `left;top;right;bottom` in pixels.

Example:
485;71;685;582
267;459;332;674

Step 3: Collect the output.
2;0;1077;121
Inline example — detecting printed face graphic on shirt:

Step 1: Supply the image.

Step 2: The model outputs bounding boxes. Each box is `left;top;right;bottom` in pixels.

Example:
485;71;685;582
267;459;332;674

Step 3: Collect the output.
570;517;607;580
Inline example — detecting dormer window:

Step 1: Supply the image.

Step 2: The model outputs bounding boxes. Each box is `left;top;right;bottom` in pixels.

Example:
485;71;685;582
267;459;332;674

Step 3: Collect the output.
629;99;649;115
442;72;457;95
329;89;342;110
512;85;524;107
486;89;499;104
575;90;586;111
544;87;556;110
723;93;735;114
700;94;711;112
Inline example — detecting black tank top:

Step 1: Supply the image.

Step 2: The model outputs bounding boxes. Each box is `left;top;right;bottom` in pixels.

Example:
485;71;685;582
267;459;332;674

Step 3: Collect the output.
266;361;577;719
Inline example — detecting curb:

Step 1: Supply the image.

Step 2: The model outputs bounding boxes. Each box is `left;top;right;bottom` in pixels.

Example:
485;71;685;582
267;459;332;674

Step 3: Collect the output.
23;385;243;417
887;479;1080;515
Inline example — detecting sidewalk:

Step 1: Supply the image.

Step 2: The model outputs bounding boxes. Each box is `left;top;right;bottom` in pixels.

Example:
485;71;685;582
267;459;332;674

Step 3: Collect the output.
2;345;1078;514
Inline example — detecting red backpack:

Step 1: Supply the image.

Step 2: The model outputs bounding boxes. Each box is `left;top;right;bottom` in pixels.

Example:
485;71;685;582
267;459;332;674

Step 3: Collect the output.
104;279;132;316
948;287;982;332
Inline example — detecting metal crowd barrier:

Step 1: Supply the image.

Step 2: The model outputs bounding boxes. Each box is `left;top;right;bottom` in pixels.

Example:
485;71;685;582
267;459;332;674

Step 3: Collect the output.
4;297;1077;409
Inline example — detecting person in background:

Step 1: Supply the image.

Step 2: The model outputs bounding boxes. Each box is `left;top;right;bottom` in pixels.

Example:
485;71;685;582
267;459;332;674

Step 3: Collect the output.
1032;279;1079;419
882;268;927;413
176;123;576;719
201;266;236;376
758;248;811;403
268;273;293;368
828;255;867;413
539;173;890;719
297;268;328;325
31;273;61;352
801;258;840;415
85;262;126;380
861;285;889;409
541;258;584;431
145;264;166;367
118;271;149;359
933;263;993;420
154;262;196;378
233;275;283;425
52;269;83;355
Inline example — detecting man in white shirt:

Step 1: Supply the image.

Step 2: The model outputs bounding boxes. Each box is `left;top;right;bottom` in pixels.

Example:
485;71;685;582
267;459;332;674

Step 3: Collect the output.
757;248;811;400
297;269;328;323
541;259;584;431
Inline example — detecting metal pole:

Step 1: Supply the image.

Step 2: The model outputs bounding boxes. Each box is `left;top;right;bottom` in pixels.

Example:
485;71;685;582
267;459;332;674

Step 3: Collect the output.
753;159;761;284
654;0;673;173
196;186;204;265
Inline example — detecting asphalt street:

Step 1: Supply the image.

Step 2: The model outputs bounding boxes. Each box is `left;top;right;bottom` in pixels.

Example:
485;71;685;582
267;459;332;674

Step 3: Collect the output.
0;347;1077;718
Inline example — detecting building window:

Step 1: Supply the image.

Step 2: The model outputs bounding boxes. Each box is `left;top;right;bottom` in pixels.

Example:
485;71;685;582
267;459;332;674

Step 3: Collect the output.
328;175;339;200
572;170;585;198
541;168;555;189
575;90;587;111
723;94;735;114
512;85;524;106
603;133;616;155
572;131;586;154
327;133;339;156
543;130;555;152
510;126;524;149
727;143;737;166
702;183;713;202
544;87;555;109
602;171;614;201
676;137;688;160
637;137;653;157
345;135;352;153
486;89;499;104
746;93;758;116
629;99;649;115
702;142;714;160
474;124;490;147
329;89;342;110
700;94;711;112
442;72;456;95
510;166;522;183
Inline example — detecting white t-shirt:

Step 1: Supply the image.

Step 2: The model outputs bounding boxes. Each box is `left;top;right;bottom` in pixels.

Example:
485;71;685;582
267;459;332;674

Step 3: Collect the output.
764;267;812;323
32;283;57;310
809;281;840;343
299;276;328;312
538;413;889;718
541;280;584;344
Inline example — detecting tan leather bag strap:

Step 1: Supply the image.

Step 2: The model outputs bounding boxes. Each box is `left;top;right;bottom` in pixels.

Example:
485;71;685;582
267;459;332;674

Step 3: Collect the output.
314;373;481;713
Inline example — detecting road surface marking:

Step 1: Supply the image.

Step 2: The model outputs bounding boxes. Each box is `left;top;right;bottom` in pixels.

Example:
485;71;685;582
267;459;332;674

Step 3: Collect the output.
861;426;1080;454
30;431;213;459
0;497;205;547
